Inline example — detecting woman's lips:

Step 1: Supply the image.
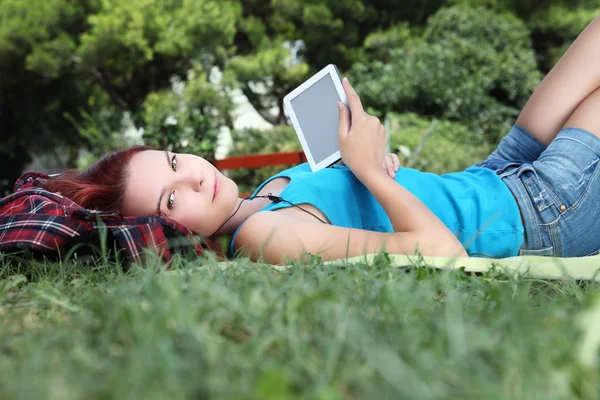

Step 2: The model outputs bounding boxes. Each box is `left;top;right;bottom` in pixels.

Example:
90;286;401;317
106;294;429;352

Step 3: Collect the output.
213;173;220;202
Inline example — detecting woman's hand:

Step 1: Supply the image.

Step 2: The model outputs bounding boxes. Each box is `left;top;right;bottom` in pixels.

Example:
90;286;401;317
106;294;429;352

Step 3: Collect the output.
382;152;400;178
337;78;388;180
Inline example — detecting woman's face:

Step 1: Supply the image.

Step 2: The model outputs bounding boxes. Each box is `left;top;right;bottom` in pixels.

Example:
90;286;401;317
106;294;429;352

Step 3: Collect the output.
122;150;238;236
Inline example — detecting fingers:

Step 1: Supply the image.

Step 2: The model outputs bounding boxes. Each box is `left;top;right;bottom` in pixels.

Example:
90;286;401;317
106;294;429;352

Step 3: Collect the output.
391;153;400;171
337;102;351;139
342;77;364;115
385;155;395;178
381;153;400;178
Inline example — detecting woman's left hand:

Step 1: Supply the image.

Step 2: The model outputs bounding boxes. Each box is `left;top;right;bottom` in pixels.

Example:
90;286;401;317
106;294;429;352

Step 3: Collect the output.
382;152;400;178
337;152;400;178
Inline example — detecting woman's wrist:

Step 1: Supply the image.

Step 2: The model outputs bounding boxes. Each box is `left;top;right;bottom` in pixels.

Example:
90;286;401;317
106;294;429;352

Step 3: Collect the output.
351;164;387;185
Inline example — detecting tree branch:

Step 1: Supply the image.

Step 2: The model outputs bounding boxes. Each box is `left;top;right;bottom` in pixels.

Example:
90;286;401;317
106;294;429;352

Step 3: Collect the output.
407;120;437;168
89;68;131;110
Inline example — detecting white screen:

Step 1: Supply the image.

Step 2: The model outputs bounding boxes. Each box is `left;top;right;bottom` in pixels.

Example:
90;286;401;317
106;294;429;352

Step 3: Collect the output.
290;74;341;164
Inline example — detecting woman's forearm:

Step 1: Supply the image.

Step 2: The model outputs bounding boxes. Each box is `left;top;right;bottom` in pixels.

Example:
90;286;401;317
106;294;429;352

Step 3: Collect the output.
355;167;466;254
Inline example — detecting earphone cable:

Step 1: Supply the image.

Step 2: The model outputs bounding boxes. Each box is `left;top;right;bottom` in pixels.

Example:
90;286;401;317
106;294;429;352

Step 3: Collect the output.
266;194;328;224
214;192;327;235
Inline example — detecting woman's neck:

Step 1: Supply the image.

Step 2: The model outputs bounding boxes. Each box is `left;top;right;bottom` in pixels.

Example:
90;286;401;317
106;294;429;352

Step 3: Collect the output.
215;196;272;236
216;176;291;236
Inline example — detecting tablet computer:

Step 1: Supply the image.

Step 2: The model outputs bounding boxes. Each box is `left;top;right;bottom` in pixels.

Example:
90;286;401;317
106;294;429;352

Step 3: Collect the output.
283;64;349;172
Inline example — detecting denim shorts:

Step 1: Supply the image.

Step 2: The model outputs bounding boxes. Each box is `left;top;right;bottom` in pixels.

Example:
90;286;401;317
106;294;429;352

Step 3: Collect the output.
476;125;600;257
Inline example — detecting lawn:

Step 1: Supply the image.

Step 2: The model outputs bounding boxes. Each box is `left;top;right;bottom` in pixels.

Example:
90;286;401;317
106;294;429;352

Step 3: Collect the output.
1;252;599;400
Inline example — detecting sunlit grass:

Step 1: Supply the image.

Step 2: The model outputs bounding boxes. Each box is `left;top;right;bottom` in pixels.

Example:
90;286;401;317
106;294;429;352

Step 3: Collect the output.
1;252;600;399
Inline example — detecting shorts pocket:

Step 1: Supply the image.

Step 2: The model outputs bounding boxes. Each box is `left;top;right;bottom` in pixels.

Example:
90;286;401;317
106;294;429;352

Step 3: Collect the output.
517;165;562;218
535;143;600;213
523;176;557;212
553;158;600;215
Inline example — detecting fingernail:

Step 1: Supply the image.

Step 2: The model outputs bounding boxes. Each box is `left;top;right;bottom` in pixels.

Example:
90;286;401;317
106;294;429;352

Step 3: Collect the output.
338;102;343;111
343;77;348;83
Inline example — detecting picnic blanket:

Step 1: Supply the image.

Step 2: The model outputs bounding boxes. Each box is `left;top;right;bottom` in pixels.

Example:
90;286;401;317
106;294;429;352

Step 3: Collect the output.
259;253;600;281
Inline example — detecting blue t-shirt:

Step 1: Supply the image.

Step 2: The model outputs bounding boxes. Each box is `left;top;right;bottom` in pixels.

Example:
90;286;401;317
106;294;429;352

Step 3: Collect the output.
229;163;524;258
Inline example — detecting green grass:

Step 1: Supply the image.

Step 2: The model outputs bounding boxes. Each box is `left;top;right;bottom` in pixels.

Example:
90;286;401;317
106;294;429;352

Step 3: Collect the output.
1;252;600;400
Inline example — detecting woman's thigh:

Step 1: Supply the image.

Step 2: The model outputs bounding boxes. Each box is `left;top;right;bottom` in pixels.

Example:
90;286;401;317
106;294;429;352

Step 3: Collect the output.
476;125;546;173
515;16;600;146
562;86;600;141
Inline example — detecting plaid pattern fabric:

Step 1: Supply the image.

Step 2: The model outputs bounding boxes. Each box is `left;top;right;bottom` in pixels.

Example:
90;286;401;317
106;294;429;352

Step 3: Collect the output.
0;172;205;265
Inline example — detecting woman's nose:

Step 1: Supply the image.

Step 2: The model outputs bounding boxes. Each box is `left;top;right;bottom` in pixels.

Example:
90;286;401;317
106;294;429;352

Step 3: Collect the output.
181;169;203;191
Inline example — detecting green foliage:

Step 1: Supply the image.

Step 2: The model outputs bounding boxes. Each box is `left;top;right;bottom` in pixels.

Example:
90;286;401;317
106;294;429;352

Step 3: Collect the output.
226;126;301;194
529;4;600;68
77;0;241;110
0;0;82;77
447;0;549;19
1;256;599;398
2;0;598;189
142;103;217;162
529;3;600;39
0;0;96;174
141;67;235;161
425;5;541;105
0;0;241;182
229;37;310;125
363;22;417;61
389;112;494;174
62;86;138;170
352;6;541;144
448;0;600;70
449;0;600;20
232;0;446;125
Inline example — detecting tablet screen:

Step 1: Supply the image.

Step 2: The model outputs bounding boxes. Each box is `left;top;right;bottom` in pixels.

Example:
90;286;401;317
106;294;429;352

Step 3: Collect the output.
290;74;341;165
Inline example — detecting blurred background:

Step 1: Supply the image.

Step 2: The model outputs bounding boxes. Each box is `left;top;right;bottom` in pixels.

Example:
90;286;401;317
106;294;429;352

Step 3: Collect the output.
0;0;597;195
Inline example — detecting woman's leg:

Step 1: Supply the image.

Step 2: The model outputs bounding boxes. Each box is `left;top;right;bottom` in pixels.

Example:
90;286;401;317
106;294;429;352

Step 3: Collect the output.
513;85;600;257
481;17;600;257
562;86;600;137
516;15;600;146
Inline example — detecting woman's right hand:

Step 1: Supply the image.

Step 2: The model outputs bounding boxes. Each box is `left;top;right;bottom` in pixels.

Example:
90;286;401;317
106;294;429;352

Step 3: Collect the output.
337;78;388;180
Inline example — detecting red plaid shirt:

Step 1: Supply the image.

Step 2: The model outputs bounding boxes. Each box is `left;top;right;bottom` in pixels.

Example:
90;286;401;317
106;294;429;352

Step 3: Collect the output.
0;172;205;265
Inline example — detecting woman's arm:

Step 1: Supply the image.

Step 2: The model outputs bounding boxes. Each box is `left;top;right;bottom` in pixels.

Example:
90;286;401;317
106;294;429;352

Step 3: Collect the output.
235;79;467;264
337;78;466;254
235;211;466;265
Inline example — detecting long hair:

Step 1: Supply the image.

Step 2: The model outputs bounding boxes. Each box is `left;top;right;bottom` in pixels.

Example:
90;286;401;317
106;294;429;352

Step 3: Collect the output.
42;145;222;255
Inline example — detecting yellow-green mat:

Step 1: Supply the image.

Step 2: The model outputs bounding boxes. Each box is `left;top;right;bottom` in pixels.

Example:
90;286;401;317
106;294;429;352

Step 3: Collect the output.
263;254;600;281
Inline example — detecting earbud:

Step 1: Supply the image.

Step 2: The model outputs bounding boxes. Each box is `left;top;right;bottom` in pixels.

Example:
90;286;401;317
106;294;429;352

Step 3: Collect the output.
267;194;283;203
245;193;283;203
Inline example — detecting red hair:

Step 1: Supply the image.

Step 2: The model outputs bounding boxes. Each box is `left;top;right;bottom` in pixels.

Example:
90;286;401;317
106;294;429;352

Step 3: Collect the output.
43;145;223;256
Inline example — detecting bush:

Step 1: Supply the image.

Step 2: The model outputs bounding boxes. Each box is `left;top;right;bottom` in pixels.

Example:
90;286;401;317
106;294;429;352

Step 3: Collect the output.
529;4;600;69
141;68;233;162
389;112;495;174
226;125;302;194
351;5;542;144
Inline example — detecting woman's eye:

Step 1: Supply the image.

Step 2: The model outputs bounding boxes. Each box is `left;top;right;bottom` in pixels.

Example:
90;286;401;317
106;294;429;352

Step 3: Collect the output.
167;192;175;210
171;154;177;171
